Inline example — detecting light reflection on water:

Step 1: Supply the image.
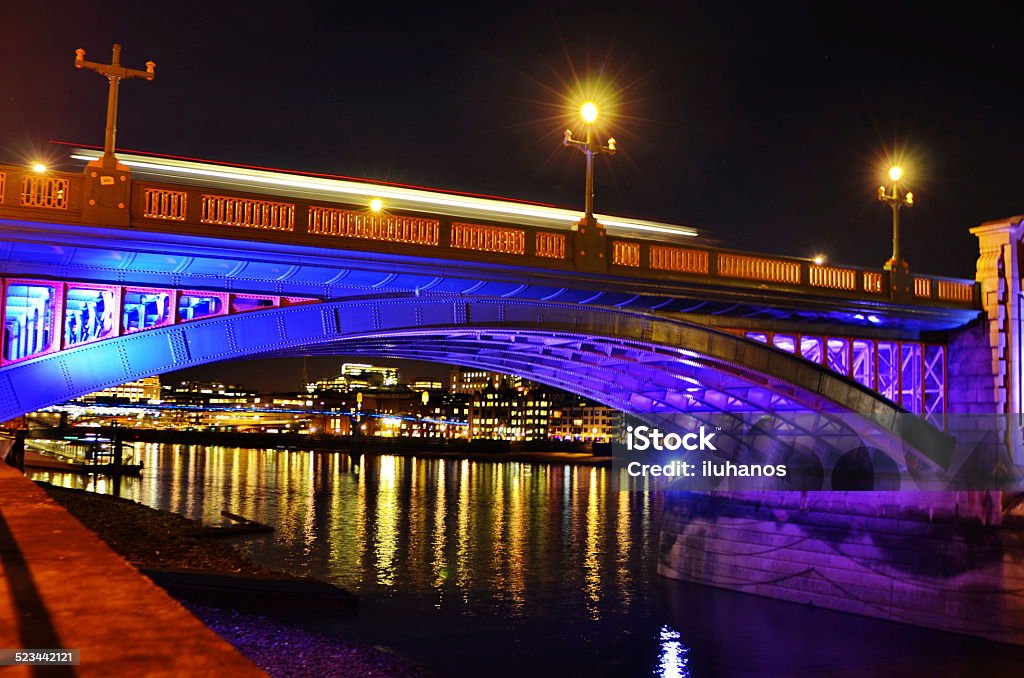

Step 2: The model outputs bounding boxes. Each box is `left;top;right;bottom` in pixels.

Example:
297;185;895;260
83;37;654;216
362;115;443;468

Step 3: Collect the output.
39;444;1024;677
31;444;659;614
31;444;684;674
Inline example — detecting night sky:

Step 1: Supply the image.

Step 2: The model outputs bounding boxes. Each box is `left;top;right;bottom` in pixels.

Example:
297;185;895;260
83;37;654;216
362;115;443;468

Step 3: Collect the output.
3;2;1022;390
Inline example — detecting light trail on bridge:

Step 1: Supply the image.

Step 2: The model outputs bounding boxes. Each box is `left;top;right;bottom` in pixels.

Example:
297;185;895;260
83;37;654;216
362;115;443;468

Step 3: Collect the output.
69;149;703;241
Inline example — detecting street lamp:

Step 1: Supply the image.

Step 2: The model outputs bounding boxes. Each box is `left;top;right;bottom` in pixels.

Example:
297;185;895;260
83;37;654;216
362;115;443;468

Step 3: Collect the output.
563;102;617;225
877;166;914;272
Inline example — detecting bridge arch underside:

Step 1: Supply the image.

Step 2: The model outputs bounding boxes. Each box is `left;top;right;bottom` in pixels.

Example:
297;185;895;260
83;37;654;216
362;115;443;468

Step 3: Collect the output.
0;295;952;487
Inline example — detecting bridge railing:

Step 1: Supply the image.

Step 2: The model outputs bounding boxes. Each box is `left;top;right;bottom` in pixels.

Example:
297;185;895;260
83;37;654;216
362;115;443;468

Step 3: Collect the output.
0;163;979;310
0;166;83;215
608;239;978;306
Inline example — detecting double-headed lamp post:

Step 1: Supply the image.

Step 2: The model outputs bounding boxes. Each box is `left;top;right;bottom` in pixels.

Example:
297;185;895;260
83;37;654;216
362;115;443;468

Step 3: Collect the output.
877;165;914;273
563;102;617;225
75;44;156;170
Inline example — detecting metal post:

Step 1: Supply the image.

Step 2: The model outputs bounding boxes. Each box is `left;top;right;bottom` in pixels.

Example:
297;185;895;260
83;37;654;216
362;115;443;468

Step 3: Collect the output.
890;202;901;265
104;68;121;163
584;126;595;223
75;44;156;170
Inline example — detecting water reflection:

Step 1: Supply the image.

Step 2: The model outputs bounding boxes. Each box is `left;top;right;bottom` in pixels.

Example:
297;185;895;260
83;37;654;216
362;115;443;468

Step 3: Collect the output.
656;626;691;678
32;445;659;619
374;455;399;586
30;445;1024;676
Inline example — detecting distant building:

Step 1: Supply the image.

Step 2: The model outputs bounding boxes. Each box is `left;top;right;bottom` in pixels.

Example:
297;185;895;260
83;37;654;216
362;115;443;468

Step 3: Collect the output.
449;367;537;395
548;397;621;443
162;381;255;407
450;367;497;395
342;362;399;386
411;380;444;391
76;376;162;403
307;362;400;392
514;390;552;441
469;384;551;441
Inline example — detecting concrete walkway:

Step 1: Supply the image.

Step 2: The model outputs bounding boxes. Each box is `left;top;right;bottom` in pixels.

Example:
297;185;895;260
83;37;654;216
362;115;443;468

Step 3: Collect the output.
0;463;264;677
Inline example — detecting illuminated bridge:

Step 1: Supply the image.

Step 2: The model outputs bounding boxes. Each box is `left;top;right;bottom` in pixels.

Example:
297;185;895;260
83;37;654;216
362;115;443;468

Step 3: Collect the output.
0;147;1015;488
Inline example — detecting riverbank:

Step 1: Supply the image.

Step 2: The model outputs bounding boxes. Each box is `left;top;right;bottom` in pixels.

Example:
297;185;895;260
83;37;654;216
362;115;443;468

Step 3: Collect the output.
27;426;613;467
37;482;428;677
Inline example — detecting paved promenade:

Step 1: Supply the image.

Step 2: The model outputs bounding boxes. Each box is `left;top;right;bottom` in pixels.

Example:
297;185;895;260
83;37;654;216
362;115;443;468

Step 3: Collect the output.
0;463;264;677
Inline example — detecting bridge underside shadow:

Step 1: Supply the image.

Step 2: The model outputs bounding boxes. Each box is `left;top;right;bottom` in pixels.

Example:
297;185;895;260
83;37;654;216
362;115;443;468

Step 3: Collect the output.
0;294;951;482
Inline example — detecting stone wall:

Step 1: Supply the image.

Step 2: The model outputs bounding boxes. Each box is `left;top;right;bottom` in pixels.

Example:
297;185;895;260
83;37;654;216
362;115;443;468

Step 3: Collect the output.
659;490;1024;645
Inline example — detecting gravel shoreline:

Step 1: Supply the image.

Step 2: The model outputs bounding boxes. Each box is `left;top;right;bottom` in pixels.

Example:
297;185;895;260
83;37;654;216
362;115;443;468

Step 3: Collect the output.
38;482;430;677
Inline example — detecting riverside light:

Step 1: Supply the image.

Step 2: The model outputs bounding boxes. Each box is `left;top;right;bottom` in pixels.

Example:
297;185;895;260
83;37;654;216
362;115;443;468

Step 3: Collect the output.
32;163;47;173
369;198;383;213
888;166;903;182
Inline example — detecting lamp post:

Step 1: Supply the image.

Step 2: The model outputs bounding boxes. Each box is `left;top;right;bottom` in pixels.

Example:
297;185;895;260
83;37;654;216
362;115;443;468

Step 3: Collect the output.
75;44;156;170
563;102;617;226
877;166;914;273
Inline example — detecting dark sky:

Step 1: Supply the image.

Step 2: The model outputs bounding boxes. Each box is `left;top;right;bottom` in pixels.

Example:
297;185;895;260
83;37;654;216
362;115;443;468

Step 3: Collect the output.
2;1;1022;390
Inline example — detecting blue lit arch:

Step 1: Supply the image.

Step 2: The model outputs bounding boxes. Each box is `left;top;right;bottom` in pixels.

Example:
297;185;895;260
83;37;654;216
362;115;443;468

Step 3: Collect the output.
0;294;950;475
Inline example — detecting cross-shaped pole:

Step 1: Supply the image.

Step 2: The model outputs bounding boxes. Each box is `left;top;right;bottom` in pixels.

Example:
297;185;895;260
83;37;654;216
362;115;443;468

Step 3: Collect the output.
75;44;155;169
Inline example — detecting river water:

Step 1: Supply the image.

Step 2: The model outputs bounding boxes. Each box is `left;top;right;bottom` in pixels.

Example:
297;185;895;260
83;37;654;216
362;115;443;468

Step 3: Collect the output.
30;444;1024;677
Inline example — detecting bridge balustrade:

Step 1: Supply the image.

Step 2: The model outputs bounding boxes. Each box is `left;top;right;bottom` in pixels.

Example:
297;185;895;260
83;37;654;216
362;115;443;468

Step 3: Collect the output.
307;205;440;245
142;188;187;221
0;162;981;312
20;174;69;209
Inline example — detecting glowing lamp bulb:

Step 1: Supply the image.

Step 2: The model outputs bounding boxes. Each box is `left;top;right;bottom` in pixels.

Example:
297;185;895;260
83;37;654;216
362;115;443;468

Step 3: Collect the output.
369;198;383;213
581;102;598;123
888;166;903;182
32;163;47;173
905;192;914;206
813;255;825;265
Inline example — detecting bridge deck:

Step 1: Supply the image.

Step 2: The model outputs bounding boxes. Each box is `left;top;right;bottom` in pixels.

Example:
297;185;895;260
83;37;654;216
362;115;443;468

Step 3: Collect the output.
0;463;263;677
0;156;979;323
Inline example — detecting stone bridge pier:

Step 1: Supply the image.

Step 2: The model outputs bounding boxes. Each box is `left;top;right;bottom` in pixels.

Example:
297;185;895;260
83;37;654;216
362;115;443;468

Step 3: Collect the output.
939;215;1024;498
660;215;1024;647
